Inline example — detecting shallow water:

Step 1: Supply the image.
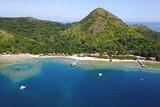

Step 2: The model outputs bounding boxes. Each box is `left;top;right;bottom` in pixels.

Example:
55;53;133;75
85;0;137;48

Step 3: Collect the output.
0;58;160;107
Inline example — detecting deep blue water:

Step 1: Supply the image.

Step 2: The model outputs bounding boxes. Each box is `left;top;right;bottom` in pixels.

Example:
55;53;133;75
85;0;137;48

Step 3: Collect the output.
127;22;160;32
0;59;160;107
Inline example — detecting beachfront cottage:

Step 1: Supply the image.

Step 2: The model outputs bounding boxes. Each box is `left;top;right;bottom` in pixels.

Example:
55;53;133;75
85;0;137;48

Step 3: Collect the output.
2;52;7;55
48;53;52;56
149;57;156;61
52;53;56;55
78;53;85;57
73;54;78;57
88;53;100;58
136;56;146;60
39;54;44;56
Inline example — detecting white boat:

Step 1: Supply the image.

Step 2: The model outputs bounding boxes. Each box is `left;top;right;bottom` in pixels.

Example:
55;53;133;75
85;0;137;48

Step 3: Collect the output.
98;73;103;77
19;85;27;90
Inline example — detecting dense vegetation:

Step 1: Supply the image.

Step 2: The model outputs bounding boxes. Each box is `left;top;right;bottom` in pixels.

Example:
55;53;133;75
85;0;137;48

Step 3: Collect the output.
0;8;160;60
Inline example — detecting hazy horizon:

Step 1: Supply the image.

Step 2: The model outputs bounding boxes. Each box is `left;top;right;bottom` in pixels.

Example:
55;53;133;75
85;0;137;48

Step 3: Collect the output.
0;16;160;24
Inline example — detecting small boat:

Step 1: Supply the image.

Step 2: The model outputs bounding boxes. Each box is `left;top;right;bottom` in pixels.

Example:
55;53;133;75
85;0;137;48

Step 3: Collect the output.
98;73;103;77
19;85;27;90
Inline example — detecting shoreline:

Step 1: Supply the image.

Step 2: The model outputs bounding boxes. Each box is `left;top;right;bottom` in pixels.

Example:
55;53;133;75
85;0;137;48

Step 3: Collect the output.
0;54;159;64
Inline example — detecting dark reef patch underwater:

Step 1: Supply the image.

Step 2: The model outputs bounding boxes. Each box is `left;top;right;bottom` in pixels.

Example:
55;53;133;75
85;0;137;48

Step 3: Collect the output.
0;58;160;107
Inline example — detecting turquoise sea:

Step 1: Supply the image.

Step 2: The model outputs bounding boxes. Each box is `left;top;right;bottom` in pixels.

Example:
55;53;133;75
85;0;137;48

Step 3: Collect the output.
0;58;160;107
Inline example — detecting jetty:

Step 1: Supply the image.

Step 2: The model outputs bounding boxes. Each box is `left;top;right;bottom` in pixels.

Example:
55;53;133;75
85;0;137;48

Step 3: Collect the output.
137;60;146;68
71;60;79;67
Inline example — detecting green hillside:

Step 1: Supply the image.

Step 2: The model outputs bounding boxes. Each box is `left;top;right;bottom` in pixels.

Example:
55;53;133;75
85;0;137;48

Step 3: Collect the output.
0;8;160;60
0;30;15;52
0;17;65;53
63;8;144;54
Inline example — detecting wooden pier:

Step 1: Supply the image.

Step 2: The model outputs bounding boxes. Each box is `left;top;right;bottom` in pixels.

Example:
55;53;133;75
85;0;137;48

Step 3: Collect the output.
137;60;146;68
71;60;79;67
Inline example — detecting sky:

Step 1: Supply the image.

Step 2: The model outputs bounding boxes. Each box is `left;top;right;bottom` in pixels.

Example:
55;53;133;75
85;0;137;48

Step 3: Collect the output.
0;0;160;22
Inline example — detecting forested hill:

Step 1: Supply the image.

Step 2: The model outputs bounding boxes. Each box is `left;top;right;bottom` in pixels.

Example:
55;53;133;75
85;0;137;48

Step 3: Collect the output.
0;17;66;53
0;8;160;59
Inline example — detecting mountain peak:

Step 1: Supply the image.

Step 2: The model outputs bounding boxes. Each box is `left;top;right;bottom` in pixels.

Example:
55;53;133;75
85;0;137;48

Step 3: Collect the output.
78;8;126;34
91;8;111;17
92;7;107;12
89;8;121;19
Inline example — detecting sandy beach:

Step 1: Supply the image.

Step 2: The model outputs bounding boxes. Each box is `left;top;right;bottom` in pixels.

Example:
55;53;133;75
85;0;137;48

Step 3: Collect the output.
0;54;33;63
0;54;159;64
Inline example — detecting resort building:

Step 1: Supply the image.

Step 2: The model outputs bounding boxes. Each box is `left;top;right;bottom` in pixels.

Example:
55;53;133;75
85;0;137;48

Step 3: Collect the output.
136;56;146;60
149;57;156;61
88;53;100;58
